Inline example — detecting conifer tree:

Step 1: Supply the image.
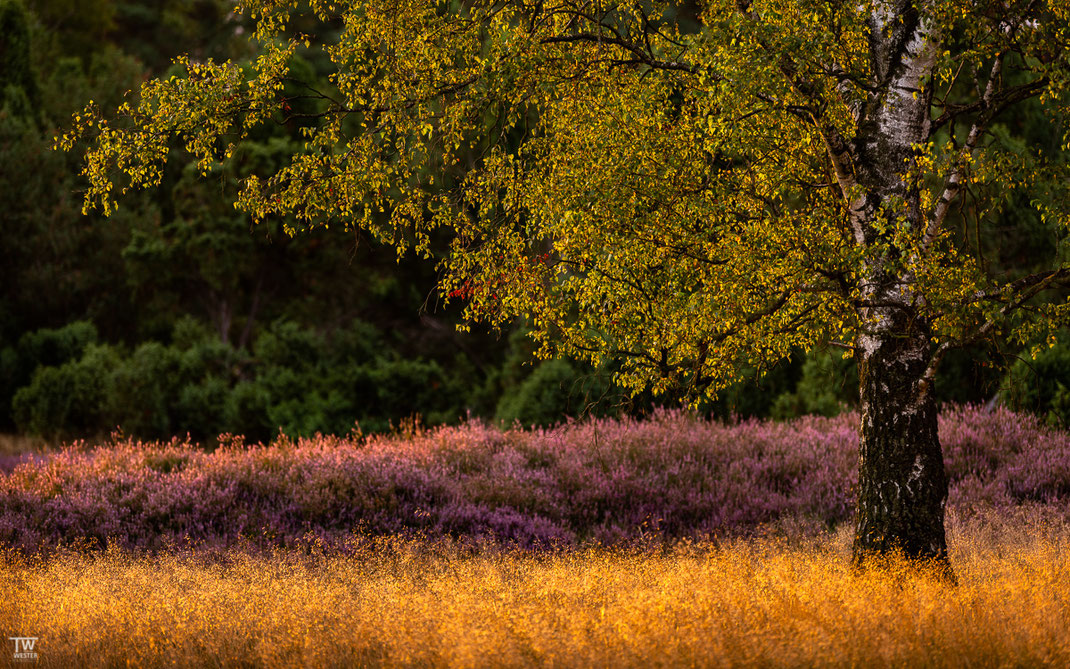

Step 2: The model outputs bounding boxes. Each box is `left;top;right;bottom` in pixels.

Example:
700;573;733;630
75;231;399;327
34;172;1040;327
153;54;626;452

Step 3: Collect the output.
0;0;39;117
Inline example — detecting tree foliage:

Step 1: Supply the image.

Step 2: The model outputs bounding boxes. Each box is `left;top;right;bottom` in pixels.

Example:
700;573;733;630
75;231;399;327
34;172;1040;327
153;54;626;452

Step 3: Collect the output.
63;0;1070;406
0;0;39;115
2;0;530;437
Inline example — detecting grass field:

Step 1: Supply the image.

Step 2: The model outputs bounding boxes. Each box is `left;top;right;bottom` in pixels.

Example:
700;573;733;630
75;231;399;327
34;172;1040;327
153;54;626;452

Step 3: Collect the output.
2;508;1069;668
3;409;1069;666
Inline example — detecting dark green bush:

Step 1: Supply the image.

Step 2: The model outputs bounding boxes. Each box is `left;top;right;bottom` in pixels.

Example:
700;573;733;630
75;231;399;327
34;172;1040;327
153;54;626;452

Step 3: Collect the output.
1002;335;1070;428
771;351;857;419
16;320;98;373
496;359;613;427
175;375;231;439
8;316;492;440
707;354;804;420
3;321;99;430
224;381;274;442
12;343;120;437
104;341;184;438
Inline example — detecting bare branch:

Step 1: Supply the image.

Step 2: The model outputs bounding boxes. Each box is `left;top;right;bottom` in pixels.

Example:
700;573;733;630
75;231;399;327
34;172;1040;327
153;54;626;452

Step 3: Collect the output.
921;52;1006;255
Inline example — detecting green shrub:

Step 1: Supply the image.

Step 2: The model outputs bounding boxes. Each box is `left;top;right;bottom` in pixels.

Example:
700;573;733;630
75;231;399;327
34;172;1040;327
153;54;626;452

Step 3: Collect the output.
496;359;611;427
267;389;355;437
12;343;120;437
707;354;804;420
224;381;274;442
175;375;230;439
1001;335;1070;428
16;320;98;373
103;341;184;439
8;316;492;440
6;322;101;429
0;343;19;429
771;350;857;419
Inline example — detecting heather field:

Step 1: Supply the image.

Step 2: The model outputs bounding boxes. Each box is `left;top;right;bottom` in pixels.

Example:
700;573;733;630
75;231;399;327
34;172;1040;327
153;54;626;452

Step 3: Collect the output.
2;407;1070;666
2;406;1069;551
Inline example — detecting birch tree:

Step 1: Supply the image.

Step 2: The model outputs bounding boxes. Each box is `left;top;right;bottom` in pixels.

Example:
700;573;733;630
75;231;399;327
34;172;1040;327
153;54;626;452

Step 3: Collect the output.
62;0;1070;570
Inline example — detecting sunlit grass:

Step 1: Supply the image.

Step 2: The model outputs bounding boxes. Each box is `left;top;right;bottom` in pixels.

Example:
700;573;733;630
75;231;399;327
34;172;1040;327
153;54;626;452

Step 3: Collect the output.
2;508;1068;667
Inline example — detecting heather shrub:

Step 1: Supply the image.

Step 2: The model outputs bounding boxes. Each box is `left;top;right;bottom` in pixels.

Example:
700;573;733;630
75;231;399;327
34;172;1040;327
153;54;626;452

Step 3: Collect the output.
0;407;1067;553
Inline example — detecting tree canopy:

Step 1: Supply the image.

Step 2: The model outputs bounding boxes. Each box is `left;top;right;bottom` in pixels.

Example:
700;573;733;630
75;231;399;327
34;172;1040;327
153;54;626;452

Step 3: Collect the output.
64;0;1070;403
63;0;1070;566
3;0;525;439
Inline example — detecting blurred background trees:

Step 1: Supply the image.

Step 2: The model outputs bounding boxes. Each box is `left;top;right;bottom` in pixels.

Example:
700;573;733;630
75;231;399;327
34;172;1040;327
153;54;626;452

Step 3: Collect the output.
1;0;1065;442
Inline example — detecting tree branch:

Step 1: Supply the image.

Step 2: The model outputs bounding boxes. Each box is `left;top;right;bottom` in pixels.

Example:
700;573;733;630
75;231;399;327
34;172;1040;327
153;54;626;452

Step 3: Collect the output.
918;267;1070;400
921;54;1048;256
540;33;697;73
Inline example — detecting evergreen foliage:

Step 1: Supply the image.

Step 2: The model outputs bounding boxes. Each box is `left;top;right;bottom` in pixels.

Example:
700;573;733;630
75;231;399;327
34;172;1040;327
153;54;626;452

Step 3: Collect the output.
0;0;38;115
1002;333;1070;429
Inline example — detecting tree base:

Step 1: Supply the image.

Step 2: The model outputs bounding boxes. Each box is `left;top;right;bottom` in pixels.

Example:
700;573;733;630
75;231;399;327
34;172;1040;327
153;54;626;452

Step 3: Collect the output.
851;548;957;585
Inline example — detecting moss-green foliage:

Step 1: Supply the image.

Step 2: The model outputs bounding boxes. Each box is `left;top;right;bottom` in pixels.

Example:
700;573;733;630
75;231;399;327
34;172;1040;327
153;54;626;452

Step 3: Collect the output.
16;320;99;372
249;319;469;437
0;0;39;116
9;317;480;441
771;352;858;420
1001;334;1070;429
1;322;100;429
706;355;805;420
496;359;593;427
12;343;121;436
491;326;629;427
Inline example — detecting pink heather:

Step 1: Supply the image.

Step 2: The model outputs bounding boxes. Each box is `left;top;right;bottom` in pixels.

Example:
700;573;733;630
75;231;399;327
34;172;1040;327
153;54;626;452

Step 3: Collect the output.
0;406;1067;552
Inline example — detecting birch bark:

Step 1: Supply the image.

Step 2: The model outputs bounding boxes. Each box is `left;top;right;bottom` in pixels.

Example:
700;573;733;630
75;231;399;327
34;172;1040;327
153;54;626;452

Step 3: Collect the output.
849;2;952;570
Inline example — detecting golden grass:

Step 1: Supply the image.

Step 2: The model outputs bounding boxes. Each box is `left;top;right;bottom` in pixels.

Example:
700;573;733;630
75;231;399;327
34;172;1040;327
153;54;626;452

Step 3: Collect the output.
2;510;1069;668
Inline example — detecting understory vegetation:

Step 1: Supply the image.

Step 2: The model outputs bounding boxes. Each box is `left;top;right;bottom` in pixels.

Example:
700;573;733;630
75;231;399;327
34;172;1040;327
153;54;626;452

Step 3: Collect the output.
2;406;1068;552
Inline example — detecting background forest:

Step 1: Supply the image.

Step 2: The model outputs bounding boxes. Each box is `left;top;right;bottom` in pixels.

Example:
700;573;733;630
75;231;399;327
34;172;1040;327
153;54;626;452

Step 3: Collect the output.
1;0;1068;443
